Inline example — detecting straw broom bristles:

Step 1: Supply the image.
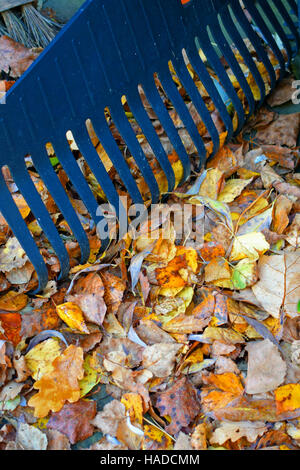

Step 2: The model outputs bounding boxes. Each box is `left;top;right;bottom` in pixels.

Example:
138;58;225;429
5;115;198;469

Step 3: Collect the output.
0;1;60;48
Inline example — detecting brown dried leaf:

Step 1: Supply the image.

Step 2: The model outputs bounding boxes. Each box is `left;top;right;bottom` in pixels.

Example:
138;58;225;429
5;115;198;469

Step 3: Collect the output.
47;399;96;445
155;377;201;435
245;339;286;394
142;343;182;378
252;253;300;318
0;36;39;77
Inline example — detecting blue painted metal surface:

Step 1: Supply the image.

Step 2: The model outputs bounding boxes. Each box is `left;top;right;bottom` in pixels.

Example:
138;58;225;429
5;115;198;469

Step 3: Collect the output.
0;0;298;290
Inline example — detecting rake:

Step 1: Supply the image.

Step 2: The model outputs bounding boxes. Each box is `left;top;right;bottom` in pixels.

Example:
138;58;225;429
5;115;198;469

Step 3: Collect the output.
0;0;299;291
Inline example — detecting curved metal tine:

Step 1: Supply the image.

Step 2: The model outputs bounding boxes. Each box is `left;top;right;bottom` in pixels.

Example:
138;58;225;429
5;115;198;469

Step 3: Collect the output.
197;29;246;135
87;113;144;206
141;77;191;182
51;137;110;253
184;44;234;140
258;0;293;65
157;64;207;161
30;150;90;264
244;0;287;79
211;18;256;119
172;52;220;156
9;162;70;280
70;124;127;223
108;100;161;204
285;0;298;17
221;8;267;108
231;0;277;90
125;88;176;193
0;174;49;292
271;0;300;52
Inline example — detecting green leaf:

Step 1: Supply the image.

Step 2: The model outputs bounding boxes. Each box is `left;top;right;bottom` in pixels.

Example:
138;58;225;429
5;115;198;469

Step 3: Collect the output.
50;156;59;167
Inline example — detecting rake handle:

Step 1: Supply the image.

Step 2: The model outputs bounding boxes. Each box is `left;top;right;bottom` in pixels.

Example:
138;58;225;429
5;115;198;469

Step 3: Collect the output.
0;0;33;13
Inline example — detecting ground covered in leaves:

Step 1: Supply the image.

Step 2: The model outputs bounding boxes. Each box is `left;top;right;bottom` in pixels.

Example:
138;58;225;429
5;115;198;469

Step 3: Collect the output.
0;33;300;451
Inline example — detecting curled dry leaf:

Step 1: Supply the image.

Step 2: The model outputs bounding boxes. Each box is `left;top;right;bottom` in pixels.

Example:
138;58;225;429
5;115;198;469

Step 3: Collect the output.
66;272;107;326
163;294;214;334
101;271;126;314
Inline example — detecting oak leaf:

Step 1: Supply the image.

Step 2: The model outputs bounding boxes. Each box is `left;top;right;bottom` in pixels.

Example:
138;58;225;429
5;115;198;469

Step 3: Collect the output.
28;345;84;418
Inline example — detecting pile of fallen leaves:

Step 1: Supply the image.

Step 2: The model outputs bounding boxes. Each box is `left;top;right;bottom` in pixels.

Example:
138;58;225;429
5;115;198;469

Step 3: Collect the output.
0;29;300;451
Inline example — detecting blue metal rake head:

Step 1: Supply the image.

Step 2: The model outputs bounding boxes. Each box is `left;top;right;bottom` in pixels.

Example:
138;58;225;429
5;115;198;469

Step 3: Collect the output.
0;0;298;291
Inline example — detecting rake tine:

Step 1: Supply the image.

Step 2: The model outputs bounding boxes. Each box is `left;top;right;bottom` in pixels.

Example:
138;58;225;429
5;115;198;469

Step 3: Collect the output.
285;0;298;17
141;77;191;183
183;45;234;140
231;0;277;91
243;0;286;79
70;124;127;223
275;0;300;50
172;53;221;157
221;8;267;108
196;29;246;135
211;18;257;118
258;0;293;65
108;100;161;204
157;65;207;160
0;174;49;292
51;137;109;252
87;113;144;206
9;162;70;280
18;93;91;264
125;89;176;193
30;151;90;264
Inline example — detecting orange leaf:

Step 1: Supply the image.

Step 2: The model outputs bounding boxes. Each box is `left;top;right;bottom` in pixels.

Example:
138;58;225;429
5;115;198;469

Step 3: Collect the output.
0;312;21;346
203;372;244;395
28;345;84;418
275;384;300;414
0;291;28;312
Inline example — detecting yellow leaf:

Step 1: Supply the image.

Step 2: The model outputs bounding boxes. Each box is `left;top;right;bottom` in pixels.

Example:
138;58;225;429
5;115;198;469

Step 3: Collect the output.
158;286;194;324
202;326;245;344
121;393;144;426
13;194;31;219
56;302;89;334
25;338;62;381
218;178;253;203
142;425;173;450
230;232;270;262
275;384;300;414
79;353;103;398
198;168;224;200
